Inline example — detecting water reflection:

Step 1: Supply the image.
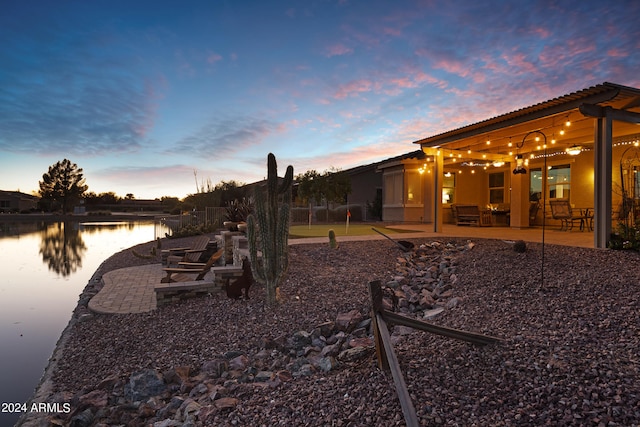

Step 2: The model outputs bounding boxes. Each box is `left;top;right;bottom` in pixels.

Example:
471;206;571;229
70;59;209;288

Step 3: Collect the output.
39;223;87;276
0;219;160;427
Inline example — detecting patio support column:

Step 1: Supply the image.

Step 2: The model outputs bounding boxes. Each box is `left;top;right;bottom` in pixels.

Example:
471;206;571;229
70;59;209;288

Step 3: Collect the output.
593;115;612;248
432;150;443;232
510;168;530;228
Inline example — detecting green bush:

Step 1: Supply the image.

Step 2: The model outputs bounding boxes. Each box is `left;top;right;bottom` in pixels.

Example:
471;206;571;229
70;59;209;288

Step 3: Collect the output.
608;221;640;250
169;223;217;238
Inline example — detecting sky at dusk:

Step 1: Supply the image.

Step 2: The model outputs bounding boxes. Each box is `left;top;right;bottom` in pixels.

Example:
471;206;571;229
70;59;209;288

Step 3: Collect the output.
1;0;639;200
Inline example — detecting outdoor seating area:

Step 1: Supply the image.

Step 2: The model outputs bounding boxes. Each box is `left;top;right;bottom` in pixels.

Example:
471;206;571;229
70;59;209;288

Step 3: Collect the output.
155;232;254;306
549;200;592;231
162;235;211;266
451;204;492;226
160;248;224;283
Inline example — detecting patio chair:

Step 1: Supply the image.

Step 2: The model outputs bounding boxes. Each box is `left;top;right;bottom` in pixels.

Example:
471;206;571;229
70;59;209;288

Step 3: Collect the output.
549;200;588;231
161;248;224;283
529;201;540;224
164;235;211;266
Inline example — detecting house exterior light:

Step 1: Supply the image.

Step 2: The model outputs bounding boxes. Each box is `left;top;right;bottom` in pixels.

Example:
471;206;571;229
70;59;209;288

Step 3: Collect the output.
566;145;582;156
513;154;526;174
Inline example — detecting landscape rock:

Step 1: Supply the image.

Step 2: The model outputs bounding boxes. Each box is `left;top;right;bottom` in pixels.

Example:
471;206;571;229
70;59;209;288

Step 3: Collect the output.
124;369;167;402
335;309;363;332
337;346;370;362
35;237;640;426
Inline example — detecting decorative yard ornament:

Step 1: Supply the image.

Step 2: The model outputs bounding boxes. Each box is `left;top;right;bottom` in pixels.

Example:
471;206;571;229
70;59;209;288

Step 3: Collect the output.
246;153;294;305
516;130;549;287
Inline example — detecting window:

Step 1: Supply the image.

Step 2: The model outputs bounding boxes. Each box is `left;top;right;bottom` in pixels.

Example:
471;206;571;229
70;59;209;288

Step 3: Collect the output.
443;172;455;204
530;168;542;201
405;171;422;205
529;165;571;200
548;164;570;199
383;172;403;205
489;172;505;204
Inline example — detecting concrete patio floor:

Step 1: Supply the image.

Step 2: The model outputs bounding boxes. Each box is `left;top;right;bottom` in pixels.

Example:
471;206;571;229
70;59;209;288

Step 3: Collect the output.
289;223;597;249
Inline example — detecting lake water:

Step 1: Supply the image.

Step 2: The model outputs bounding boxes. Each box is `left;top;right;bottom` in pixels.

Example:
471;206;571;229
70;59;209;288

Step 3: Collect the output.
0;219;162;426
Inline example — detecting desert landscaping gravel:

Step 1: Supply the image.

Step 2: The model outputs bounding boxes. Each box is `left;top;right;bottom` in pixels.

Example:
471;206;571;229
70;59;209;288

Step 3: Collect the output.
21;234;640;426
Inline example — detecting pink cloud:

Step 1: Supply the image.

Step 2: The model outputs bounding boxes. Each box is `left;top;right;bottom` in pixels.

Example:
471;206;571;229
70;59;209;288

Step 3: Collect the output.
564;37;596;57
433;58;471;78
531;26;551;39
382;26;401;37
334;78;373;99
325;43;354;57
607;47;629;58
500;51;539;76
390;76;418;89
207;52;223;64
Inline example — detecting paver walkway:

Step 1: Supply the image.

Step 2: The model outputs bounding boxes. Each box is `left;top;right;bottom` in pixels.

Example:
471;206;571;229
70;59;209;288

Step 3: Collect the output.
87;224;596;315
88;264;163;314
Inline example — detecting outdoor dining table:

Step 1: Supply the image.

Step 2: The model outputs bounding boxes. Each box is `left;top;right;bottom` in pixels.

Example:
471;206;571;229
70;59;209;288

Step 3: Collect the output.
577;207;594;231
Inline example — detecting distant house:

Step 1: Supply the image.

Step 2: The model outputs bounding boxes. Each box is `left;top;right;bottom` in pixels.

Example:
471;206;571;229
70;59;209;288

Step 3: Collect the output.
119;198;165;212
0;190;39;212
343;161;382;221
375;150;428;222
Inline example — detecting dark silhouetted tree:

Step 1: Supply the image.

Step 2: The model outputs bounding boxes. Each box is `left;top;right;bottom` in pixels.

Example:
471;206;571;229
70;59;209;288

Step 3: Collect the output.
39;159;88;213
296;168;351;222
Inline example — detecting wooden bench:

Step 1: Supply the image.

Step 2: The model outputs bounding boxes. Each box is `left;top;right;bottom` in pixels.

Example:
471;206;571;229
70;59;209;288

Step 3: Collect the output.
452;204;492;226
154;264;243;307
154;280;223;306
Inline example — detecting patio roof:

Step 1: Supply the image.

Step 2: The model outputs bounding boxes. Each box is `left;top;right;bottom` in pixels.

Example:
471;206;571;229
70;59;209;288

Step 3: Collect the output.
413;82;640;165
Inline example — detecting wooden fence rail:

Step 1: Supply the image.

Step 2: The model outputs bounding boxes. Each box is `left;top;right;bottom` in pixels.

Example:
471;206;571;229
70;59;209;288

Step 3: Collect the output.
368;280;502;427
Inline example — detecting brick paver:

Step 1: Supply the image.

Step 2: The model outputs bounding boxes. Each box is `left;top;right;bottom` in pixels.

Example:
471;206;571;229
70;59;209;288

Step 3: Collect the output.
88;264;163;314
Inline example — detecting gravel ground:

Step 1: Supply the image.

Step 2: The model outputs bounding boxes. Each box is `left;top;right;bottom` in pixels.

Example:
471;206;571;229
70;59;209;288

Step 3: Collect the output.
32;235;640;425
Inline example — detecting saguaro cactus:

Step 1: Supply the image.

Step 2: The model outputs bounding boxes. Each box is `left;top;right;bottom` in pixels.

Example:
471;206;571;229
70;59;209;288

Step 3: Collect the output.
328;229;339;249
247;153;294;305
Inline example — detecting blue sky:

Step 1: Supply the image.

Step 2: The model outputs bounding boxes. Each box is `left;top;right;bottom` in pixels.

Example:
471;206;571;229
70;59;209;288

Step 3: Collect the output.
1;0;639;199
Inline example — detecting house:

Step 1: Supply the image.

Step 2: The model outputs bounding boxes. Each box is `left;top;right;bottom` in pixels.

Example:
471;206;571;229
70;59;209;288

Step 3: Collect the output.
295;152;420;222
375;150;427;222
0;190;39;212
382;82;640;248
343;161;382;221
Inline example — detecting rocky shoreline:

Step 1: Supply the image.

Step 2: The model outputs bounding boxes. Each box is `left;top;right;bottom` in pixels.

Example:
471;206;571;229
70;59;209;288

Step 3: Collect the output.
19;236;640;426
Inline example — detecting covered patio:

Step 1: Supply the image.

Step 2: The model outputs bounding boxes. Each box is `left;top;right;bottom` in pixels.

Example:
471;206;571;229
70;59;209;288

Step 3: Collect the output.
406;82;640;248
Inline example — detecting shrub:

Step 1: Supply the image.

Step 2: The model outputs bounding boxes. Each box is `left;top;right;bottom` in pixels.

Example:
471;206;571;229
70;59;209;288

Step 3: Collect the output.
513;240;527;253
170;223;217;238
608;221;640;250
